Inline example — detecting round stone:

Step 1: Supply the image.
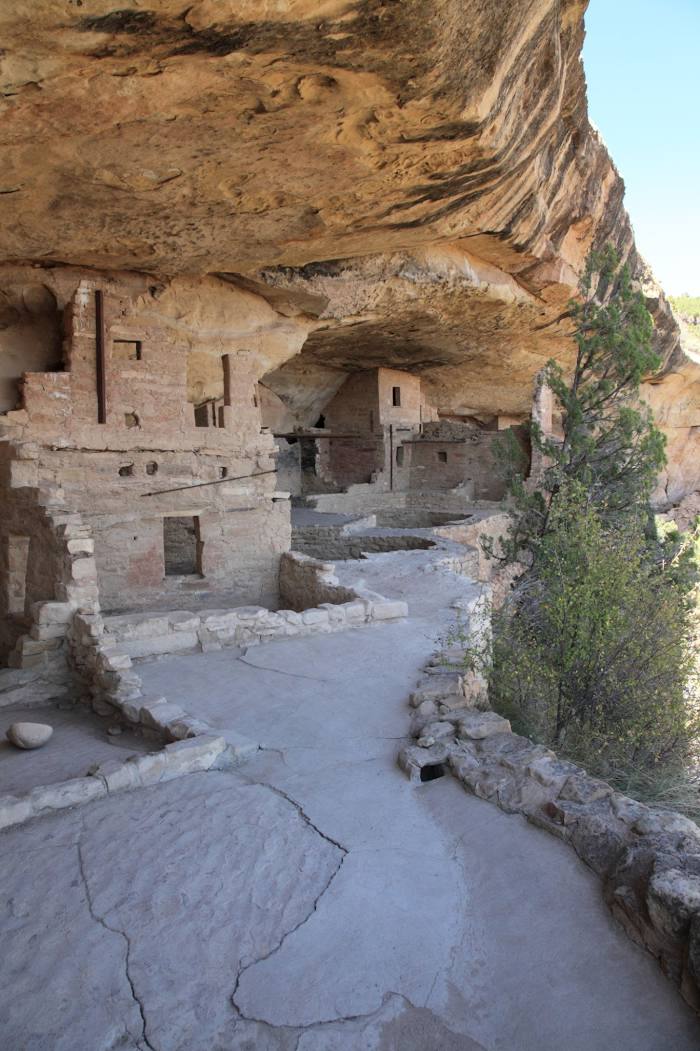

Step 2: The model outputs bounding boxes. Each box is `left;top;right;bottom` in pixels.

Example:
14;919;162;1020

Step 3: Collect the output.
6;722;53;750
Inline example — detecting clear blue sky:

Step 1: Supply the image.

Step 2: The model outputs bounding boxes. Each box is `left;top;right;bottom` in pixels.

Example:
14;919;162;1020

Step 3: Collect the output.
583;0;700;295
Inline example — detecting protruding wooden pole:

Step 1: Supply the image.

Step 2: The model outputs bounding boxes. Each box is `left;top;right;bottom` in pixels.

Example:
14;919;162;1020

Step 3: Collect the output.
222;353;232;406
95;289;107;424
389;423;394;490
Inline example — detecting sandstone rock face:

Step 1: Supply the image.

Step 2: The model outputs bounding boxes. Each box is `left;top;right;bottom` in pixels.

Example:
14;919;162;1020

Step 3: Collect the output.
6;722;53;750
0;0;698;499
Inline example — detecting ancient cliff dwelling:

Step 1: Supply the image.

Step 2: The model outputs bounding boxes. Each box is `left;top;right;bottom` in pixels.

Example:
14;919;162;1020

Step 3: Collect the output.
2;3;700;1050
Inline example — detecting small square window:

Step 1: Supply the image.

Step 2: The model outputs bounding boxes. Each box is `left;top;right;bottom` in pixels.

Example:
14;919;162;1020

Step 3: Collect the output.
437;450;448;463
392;386;401;407
113;339;142;362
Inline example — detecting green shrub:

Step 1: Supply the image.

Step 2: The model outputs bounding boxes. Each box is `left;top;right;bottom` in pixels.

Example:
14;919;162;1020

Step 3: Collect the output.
489;488;700;781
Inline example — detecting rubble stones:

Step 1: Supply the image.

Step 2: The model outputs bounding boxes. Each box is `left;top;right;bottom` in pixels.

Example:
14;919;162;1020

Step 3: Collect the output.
0;735;230;832
6;721;53;749
99;558;406;662
402;634;700;1010
648;870;700;940
457;710;511;740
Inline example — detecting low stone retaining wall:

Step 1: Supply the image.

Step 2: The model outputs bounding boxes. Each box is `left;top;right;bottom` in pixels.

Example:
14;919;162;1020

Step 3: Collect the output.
1;550;408;832
0;734;231;832
306;486;495;517
434;509;512;582
291;527;435;561
100;552;408;661
399;626;700;1012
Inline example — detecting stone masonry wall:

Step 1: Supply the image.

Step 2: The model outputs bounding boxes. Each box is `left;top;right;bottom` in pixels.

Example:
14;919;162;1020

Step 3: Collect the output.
400;623;700;1014
0;270;304;620
320;371;383;487
408;424;507;500
291;527;435;561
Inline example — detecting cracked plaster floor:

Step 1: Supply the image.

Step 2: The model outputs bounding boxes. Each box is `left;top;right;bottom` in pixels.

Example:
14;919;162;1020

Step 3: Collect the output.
2;547;700;1049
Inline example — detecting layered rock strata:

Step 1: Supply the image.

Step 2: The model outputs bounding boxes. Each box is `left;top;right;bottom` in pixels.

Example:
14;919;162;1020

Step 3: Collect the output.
0;1;697;501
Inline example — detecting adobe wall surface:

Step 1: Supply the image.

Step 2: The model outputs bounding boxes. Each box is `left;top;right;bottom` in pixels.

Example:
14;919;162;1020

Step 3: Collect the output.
408;432;506;499
320;371;383;487
0;448;64;661
0;268;314;639
376;368;422;428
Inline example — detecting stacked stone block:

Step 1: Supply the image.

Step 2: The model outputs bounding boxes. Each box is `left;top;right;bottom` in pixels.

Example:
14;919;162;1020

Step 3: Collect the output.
400;603;700;1013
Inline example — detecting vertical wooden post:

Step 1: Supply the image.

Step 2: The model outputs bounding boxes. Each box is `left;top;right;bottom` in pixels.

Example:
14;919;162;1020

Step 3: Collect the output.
220;353;234;429
389;423;394;491
95;289;107;424
222;353;232;406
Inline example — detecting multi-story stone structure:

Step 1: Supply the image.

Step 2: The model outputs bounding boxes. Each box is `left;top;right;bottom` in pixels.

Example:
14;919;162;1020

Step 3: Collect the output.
0;271;298;664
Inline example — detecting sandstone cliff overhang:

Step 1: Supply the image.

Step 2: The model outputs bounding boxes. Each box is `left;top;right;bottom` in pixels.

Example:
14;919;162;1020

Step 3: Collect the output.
0;0;698;501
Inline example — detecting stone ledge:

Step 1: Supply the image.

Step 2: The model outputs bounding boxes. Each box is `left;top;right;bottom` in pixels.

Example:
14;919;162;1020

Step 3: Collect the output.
0;735;235;833
101;565;407;663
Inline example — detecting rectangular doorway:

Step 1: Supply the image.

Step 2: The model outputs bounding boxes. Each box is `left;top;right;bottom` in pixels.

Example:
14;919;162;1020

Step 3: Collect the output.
6;535;30;614
163;517;201;576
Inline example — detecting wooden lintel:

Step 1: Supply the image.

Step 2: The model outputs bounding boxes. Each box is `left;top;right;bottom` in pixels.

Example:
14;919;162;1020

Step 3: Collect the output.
273;433;374;440
95;289;107;424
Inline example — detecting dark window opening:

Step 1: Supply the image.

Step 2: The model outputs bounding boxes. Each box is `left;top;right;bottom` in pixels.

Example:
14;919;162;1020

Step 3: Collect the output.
392;386;401;407
194;400;221;428
118;463;134;477
6;535;30;615
145;461;158;476
437;450;448;463
314;414;326;429
163;516;201;576
396;446;404;466
219;466;228;478
420;763;446;783
194;402;210;428
113;339;142;362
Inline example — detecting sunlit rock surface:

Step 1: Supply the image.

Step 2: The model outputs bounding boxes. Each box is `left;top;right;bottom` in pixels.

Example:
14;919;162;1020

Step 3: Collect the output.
1;0;698;501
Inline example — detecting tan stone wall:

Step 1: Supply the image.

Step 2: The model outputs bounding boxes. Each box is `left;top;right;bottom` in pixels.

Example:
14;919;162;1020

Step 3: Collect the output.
0;450;63;660
376;368;422;427
320;371;384;486
0;269;308;620
408;432;506;499
435;510;513;582
318;368;425;490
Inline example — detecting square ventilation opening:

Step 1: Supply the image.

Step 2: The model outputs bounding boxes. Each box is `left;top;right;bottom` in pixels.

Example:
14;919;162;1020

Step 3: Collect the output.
420;762;446;782
113;339;142;362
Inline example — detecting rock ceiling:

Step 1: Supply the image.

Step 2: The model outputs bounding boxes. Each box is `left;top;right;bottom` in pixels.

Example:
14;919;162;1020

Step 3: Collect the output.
1;0;698;500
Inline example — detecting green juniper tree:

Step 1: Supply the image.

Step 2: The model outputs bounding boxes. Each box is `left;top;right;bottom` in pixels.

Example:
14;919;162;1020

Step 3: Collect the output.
483;246;700;796
496;244;667;564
